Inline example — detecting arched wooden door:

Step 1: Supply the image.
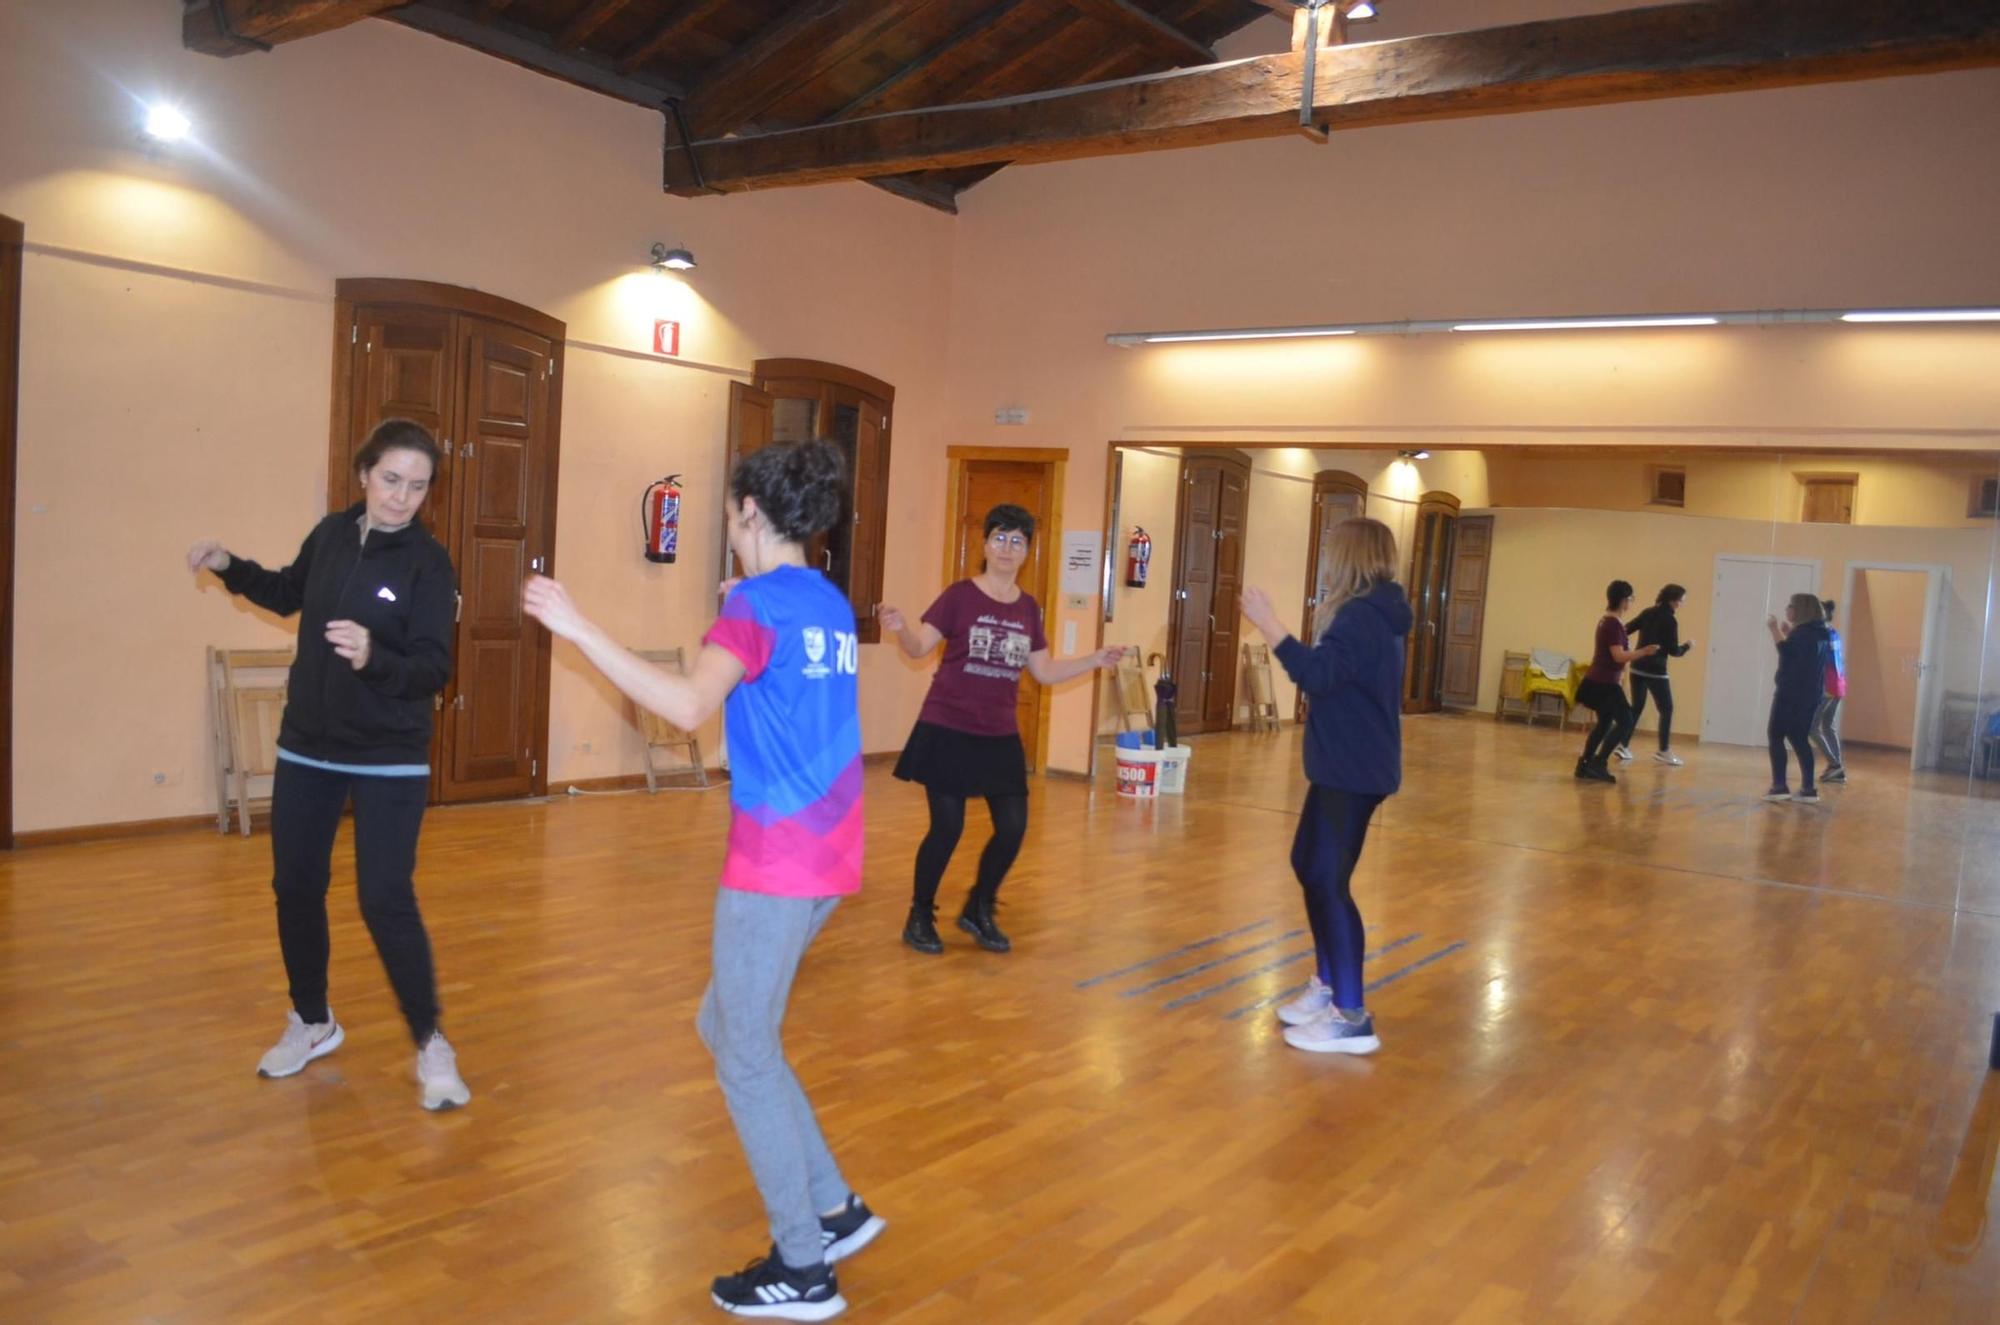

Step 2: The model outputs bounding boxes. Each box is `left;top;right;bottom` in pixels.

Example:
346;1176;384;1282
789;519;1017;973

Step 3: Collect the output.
1298;470;1369;721
329;279;565;804
1403;491;1460;714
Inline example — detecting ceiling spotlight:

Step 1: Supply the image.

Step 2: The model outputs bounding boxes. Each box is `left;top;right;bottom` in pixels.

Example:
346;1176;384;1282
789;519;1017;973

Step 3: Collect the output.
1346;2;1379;21
650;242;696;272
1399;449;1430;461
142;103;192;143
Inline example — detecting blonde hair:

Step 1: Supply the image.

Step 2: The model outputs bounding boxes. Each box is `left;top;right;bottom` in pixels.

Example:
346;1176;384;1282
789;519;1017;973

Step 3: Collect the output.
1312;517;1399;637
1788;593;1824;625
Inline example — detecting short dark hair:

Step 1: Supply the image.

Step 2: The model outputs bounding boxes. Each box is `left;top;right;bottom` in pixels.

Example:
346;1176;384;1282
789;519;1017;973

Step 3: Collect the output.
1821;598;1837;620
984;504;1035;544
1656;583;1686;607
730;439;847;542
355;418;440;478
1606;579;1634;609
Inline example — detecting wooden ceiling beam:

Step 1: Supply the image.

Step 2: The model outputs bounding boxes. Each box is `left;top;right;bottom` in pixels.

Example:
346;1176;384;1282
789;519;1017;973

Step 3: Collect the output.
393;0;686;103
831;2;1022;120
183;0;404;55
1066;0;1215;65
683;0;917;140
662;0;2000;194
618;0;733;74
555;0;638;50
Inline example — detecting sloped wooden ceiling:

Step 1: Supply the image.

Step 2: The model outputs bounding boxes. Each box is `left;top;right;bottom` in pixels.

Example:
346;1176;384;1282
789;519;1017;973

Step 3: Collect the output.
183;1;2000;213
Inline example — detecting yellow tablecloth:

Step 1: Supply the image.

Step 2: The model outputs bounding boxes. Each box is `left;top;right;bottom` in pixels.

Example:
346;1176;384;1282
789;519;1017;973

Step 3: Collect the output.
1522;666;1580;708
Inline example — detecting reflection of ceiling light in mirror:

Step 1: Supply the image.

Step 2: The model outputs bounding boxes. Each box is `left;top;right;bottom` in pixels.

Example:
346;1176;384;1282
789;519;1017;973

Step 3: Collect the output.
1347;2;1378;20
1840;309;2000;323
142;104;191;143
1454;317;1719;332
1399;449;1430;460
649;242;695;272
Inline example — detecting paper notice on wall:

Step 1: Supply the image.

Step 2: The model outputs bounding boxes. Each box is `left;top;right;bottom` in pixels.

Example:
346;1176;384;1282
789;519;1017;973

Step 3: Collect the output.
1061;531;1102;598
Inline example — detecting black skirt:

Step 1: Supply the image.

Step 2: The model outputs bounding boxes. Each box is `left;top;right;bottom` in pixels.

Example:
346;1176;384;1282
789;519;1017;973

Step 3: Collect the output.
1576;678;1627;713
893;720;1029;798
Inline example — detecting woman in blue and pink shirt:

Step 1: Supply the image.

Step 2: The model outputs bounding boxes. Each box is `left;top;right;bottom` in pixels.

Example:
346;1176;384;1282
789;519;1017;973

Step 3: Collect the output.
524;439;881;1321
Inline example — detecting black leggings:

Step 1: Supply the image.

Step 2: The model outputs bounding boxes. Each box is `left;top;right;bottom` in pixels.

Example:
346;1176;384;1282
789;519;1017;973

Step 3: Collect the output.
1769;703;1817;792
1582;689;1635;766
270;758;440;1045
1629;674;1674;751
912;788;1029;911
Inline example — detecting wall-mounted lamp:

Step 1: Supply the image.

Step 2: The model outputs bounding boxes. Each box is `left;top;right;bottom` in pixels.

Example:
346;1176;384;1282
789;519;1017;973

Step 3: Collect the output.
1398;449;1431;461
141;103;192;144
650;242;696;272
1346;2;1379;20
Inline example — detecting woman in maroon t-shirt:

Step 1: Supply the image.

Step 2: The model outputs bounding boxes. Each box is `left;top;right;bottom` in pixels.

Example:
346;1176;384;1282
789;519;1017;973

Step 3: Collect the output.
1574;579;1658;784
880;504;1121;955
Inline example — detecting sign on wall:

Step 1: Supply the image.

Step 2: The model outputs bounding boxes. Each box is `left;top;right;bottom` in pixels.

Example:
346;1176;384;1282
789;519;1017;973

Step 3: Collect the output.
653;320;681;356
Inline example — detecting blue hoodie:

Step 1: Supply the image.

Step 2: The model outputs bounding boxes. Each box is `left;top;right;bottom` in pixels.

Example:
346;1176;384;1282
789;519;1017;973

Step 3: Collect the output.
1273;581;1414;796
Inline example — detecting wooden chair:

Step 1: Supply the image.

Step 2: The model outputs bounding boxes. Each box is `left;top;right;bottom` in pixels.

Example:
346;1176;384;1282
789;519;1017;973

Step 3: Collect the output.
209;647;291;836
1242;642;1281;733
634;649;709;791
1495;650;1532;723
1112;646;1153;734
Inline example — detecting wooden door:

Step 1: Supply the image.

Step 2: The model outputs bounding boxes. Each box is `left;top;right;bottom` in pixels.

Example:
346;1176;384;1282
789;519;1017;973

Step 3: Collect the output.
1402;493;1460;713
723;381;775;580
1169;452;1250;736
442;317;553;803
1202;462;1249;731
0;215;20;849
330;280;565;804
1439;514;1493;709
951;461;1053;764
1297;471;1368;722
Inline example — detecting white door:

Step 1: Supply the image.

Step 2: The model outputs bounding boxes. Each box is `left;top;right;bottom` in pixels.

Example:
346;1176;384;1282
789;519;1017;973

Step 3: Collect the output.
1701;555;1820;747
1913;567;1951;769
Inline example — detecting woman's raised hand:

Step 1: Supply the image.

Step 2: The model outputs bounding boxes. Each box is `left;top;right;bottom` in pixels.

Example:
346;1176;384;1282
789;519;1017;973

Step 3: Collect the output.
522;574;588;641
1240;586;1284;640
877;604;906;634
186;539;230;574
1094;646;1125;670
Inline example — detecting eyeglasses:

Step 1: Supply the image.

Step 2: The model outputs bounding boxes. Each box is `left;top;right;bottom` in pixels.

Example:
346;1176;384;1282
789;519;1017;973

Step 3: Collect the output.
987;532;1029;550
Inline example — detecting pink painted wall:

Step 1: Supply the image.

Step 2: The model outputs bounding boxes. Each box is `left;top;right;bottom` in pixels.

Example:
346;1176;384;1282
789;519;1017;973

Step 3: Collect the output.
0;0;955;831
941;9;2000;772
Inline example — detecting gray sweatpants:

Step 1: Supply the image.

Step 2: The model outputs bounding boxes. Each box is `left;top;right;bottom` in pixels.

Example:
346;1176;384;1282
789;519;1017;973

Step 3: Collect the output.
696;887;851;1269
1810;694;1845;769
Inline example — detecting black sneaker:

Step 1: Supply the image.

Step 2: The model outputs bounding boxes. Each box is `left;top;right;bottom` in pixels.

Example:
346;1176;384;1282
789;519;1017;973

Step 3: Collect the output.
958;898;1011;953
902;905;943;955
1581;761;1616;784
709;1247;845;1320
1573;759;1593;781
820;1195;887;1264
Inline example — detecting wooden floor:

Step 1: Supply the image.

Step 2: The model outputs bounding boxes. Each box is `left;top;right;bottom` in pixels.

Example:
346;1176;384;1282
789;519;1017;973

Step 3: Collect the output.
6;716;2000;1324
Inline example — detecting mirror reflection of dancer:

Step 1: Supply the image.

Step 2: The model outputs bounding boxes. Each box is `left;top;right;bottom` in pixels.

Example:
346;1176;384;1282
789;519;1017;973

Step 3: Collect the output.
188;419;470;1111
1765;594;1833;805
524;440;884;1320
1811;599;1849;784
1240;518;1412;1055
1625;584;1694;766
878;504;1121;956
1574;580;1658;785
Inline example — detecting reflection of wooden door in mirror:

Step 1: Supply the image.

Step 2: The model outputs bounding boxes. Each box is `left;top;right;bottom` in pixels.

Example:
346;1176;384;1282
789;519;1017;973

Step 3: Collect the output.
1298;470;1369;721
0;214;19;848
950;461;1053;767
1403;491;1460;714
1169;451;1250;736
1439;514;1492;710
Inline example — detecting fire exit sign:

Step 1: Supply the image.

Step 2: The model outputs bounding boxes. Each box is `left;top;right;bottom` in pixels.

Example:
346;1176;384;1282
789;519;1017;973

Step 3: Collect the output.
653;320;680;356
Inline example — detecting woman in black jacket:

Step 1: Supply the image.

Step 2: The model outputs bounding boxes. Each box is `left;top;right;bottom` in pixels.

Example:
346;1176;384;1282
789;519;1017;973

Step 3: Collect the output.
1625;583;1694;766
188;419;469;1111
1765;593;1832;805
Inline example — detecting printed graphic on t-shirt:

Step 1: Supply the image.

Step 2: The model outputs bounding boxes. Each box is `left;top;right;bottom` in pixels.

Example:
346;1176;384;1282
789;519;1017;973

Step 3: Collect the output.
801;625;859;681
966;614;1032;680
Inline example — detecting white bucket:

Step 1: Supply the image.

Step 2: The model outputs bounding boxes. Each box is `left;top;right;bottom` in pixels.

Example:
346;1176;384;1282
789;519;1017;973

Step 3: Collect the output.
1116;748;1163;798
1156;745;1192;794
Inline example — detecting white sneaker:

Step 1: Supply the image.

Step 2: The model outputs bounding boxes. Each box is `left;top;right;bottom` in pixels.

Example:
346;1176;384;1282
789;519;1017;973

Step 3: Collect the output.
416;1032;471;1111
257;1010;343;1078
1276;977;1334;1027
1613;746;1634;762
1282;1008;1381;1055
1653;751;1684;766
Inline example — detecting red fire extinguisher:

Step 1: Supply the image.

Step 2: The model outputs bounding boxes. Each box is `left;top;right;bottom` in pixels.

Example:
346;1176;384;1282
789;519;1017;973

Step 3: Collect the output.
642;474;683;564
1125;526;1152;588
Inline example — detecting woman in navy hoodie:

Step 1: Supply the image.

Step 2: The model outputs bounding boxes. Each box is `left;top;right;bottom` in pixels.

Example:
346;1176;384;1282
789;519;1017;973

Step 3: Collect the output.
1241;517;1412;1055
